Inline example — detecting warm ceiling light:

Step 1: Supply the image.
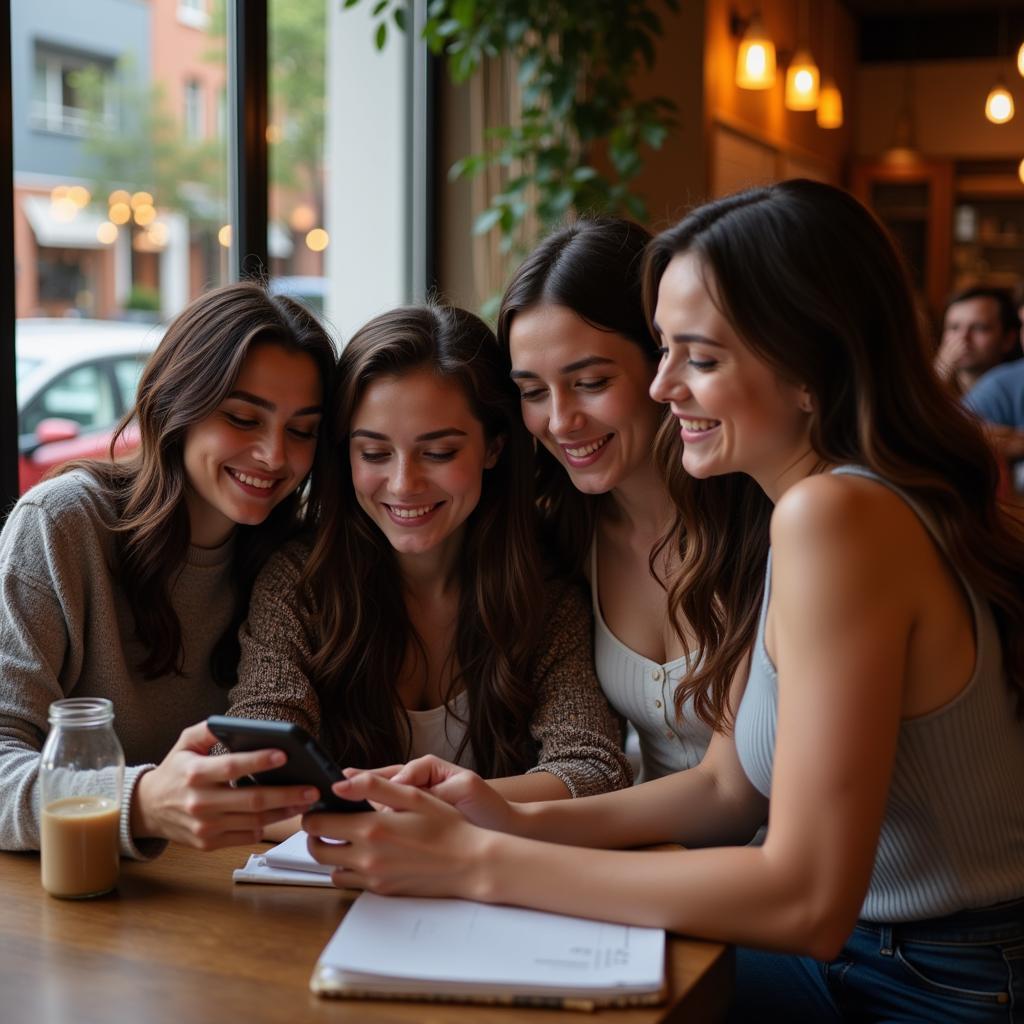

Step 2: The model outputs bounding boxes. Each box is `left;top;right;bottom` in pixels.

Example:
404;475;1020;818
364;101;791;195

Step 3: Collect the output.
218;224;232;248
1018;41;1024;78
133;203;156;226
109;202;131;225
96;222;118;245
147;222;169;247
109;189;131;206
67;185;90;208
130;190;154;209
785;49;819;110
1018;157;1024;184
736;15;776;90
51;198;78;222
305;227;329;252
289;203;316;232
816;77;843;129
985;83;1015;124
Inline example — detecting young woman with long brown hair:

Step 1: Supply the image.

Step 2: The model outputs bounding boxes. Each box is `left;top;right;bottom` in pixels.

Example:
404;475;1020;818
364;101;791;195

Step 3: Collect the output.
497;218;769;780
304;181;1024;1022
0;282;336;859
224;303;630;801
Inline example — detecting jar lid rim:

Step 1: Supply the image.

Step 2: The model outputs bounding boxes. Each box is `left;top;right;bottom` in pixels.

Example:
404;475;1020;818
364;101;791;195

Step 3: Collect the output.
48;697;115;725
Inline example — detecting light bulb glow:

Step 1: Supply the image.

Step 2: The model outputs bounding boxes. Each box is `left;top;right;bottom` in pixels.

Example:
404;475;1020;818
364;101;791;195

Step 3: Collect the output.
133;203;156;226
96;222;118;245
109;202;131;225
785;50;819;111
289;203;316;232
985;85;1015;124
146;222;169;247
51;198;78;222
1018;157;1024;184
746;44;767;78
305;228;329;252
1018;42;1024;78
218;224;232;248
735;18;776;90
816;78;844;129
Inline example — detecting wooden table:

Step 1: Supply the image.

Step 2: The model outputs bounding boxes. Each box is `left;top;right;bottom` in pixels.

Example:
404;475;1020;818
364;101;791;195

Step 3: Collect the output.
0;843;733;1023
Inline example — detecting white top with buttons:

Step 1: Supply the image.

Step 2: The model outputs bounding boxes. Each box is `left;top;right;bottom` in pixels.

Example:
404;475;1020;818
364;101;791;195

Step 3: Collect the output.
589;542;712;783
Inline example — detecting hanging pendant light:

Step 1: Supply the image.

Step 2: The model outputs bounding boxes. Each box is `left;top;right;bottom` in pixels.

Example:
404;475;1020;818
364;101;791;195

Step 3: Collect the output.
816;4;842;129
785;0;818;111
1018;40;1024;77
1017;156;1024;184
736;14;777;90
985;80;1015;124
987;13;1016;124
786;49;820;110
817;77;844;128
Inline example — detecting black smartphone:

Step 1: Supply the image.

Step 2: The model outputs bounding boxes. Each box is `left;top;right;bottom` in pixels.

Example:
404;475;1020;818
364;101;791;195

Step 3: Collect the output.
206;715;373;814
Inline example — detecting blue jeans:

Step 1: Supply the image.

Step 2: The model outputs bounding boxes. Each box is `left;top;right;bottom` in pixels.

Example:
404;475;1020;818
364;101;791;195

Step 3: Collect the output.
728;898;1024;1022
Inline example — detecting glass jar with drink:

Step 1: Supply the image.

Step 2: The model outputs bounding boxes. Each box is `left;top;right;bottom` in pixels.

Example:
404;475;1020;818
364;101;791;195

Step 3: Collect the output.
39;697;125;899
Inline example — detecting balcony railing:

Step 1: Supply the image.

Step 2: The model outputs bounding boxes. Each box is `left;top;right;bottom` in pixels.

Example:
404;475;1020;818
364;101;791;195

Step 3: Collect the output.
30;101;114;137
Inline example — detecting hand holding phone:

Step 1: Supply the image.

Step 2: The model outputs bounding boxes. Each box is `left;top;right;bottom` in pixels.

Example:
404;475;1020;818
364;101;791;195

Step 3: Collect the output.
206;716;373;814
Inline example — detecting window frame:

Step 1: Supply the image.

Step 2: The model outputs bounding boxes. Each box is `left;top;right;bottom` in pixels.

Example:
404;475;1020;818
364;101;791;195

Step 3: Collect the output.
0;0;266;517
1;2;16;517
0;0;434;521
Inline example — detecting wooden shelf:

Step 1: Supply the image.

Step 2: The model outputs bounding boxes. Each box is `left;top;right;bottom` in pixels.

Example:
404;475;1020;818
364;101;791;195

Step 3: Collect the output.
955;239;1024;250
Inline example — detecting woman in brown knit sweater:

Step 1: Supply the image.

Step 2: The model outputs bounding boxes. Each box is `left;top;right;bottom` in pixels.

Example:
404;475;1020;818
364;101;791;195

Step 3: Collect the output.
224;304;631;807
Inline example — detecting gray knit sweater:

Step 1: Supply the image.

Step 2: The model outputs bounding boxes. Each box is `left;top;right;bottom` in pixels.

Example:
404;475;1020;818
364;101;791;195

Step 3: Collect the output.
226;540;633;797
0;471;235;858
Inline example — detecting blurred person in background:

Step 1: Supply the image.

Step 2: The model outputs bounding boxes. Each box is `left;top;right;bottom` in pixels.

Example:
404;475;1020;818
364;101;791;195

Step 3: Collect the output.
934;286;1020;398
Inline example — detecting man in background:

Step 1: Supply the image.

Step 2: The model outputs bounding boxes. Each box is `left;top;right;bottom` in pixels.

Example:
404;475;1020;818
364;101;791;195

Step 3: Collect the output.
961;286;1024;494
934;286;1020;397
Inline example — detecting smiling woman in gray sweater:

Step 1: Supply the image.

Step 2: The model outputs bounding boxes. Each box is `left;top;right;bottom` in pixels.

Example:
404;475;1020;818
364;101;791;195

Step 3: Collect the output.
0;282;335;858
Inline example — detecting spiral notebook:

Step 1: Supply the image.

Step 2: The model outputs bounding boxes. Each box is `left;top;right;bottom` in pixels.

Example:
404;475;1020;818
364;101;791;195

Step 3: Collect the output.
311;892;666;1011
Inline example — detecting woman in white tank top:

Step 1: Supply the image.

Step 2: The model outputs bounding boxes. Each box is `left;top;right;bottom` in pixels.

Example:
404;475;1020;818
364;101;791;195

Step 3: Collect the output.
304;184;1024;1023
492;219;734;781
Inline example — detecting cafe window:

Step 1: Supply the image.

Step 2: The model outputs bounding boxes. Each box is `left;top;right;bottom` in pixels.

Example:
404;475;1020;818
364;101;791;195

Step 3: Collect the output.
2;0;431;513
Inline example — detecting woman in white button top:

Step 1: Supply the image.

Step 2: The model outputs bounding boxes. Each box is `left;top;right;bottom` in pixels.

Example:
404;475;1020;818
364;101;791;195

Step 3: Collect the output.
495;219;769;784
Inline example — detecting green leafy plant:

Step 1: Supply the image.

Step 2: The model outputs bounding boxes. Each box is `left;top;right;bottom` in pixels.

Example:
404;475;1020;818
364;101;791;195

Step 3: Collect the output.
124;285;161;312
347;0;679;254
73;59;225;224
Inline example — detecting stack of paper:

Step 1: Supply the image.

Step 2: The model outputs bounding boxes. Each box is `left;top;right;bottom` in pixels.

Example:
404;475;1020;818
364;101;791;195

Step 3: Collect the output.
233;830;339;887
312;892;666;1008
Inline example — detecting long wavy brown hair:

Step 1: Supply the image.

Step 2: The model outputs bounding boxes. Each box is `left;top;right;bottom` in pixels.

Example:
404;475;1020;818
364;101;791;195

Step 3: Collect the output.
643;179;1024;725
300;304;545;775
496;217;684;579
60;282;337;684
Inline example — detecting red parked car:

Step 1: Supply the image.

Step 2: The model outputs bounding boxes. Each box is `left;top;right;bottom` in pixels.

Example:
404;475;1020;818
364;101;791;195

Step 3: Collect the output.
16;319;163;494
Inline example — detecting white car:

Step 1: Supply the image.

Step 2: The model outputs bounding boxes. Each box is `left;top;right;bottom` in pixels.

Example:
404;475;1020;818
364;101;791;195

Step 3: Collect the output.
15;318;164;493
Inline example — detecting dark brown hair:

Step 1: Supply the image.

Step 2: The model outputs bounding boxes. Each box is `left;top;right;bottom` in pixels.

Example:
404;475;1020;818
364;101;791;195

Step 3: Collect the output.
496;217;682;578
944;285;1021;340
644;179;1024;723
300;304;545;775
62;281;337;683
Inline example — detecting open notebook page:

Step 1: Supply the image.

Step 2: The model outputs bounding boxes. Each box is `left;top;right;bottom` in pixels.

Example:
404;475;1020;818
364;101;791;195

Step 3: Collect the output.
315;892;665;998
